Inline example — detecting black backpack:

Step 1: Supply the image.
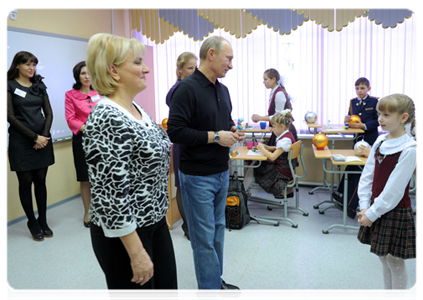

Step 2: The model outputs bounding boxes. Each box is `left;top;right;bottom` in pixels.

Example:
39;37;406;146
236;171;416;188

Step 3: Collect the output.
225;171;251;230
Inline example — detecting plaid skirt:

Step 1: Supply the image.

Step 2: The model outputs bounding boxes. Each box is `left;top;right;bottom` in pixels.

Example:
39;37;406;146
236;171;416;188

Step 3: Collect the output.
253;161;292;195
357;206;416;259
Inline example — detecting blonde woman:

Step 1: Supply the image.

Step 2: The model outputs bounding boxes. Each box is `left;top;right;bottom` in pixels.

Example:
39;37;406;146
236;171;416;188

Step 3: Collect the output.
84;33;177;289
165;52;197;240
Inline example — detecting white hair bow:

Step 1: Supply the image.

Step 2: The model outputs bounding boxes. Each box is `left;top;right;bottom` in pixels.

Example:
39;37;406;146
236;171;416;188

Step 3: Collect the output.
280;109;291;116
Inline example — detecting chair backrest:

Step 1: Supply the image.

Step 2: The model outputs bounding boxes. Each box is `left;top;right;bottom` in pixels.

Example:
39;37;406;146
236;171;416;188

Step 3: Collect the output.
288;140;307;179
288;140;302;160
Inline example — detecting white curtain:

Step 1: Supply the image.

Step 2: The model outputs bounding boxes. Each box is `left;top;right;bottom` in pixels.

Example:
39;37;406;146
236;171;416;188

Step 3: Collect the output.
133;16;416;133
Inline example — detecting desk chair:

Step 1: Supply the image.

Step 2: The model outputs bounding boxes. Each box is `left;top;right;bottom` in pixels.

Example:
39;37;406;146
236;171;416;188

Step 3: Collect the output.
249;140;309;228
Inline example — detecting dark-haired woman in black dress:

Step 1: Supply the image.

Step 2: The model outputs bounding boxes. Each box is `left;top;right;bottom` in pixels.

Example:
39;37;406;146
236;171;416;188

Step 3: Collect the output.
7;51;55;241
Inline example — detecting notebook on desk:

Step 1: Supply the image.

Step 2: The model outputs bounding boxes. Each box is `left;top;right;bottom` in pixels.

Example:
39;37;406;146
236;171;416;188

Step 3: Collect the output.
332;154;362;162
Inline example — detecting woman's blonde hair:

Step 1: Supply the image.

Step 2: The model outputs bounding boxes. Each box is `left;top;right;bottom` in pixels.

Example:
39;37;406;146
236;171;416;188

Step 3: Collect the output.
378;94;416;136
271;111;293;128
86;33;146;96
176;52;197;81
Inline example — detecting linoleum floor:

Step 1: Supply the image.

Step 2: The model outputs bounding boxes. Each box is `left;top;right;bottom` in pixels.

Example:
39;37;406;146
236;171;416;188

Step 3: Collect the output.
6;186;417;299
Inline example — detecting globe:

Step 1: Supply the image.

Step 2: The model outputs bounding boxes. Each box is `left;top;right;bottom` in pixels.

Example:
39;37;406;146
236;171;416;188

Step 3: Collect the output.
305;111;317;123
162;118;168;129
354;140;370;155
349;115;361;126
312;133;328;150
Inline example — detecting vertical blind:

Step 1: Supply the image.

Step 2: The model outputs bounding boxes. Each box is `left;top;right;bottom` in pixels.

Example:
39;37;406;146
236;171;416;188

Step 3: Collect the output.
133;16;416;133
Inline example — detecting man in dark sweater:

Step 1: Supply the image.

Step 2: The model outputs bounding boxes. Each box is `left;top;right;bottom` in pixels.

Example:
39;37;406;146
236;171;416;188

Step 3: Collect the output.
167;36;244;290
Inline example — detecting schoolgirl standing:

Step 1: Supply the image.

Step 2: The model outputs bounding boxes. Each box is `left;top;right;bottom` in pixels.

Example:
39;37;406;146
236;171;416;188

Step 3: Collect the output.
357;94;416;289
251;68;297;144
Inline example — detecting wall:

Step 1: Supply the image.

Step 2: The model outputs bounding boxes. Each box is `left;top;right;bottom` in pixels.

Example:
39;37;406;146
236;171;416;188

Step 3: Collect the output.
6;9;131;222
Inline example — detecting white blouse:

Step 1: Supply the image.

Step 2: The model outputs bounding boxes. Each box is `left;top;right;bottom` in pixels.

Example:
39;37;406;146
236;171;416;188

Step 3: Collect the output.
275;130;292;152
268;86;287;119
358;133;416;222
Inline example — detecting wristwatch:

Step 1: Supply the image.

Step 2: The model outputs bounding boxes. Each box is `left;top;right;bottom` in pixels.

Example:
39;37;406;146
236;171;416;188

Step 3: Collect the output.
213;131;220;143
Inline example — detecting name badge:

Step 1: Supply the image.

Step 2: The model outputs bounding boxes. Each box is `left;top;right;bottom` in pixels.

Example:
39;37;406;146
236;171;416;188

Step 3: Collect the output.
91;95;101;102
365;107;374;111
14;88;27;98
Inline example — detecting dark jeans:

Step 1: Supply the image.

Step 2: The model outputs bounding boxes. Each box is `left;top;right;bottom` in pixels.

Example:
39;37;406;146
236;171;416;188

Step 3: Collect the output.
90;217;177;289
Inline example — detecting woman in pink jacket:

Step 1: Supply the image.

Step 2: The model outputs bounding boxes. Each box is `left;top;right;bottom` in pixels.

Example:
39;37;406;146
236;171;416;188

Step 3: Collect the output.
65;61;101;227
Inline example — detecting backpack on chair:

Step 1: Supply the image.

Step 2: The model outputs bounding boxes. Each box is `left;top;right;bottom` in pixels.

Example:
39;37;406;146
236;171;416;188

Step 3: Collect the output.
225;171;251;230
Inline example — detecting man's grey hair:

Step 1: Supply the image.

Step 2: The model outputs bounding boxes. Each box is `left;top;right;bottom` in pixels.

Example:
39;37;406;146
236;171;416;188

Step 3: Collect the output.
199;36;229;62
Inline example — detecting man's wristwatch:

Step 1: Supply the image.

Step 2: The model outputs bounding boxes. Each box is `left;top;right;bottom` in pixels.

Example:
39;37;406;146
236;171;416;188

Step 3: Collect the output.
213;131;220;144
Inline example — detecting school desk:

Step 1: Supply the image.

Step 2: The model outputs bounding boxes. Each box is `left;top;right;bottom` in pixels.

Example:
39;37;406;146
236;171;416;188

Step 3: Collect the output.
305;122;322;134
313;147;367;234
308;125;364;195
244;124;272;144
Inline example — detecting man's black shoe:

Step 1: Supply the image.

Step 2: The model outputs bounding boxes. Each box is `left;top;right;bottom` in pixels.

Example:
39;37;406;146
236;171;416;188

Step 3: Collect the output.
332;192;342;202
333;201;357;220
218;280;241;298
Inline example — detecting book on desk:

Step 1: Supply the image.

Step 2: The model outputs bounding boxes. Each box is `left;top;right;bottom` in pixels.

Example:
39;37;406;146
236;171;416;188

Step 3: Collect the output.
332;154;362;163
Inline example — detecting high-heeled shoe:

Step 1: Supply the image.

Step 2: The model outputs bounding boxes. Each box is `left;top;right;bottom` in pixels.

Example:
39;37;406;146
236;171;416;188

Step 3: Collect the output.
84;220;91;228
37;218;53;238
27;221;44;242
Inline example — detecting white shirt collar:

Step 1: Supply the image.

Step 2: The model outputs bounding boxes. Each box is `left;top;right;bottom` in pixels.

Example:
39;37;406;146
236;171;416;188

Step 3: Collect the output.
269;86;279;100
357;95;369;102
276;129;289;140
375;133;416;155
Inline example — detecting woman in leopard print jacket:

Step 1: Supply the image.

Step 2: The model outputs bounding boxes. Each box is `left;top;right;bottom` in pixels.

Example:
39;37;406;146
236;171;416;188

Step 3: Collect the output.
84;33;177;289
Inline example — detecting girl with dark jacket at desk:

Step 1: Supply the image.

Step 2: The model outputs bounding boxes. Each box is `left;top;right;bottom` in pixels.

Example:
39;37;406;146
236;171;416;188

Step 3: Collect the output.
255;110;298;198
165;52;197;240
251;68;297;144
357;94;416;289
65;61;101;228
7;51;55;242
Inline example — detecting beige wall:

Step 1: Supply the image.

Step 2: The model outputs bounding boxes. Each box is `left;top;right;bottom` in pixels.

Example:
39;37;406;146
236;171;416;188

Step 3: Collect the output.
7;9;131;222
300;138;354;185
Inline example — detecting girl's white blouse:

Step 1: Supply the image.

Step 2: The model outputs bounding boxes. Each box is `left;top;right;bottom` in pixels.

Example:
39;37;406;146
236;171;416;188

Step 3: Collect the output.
358;133;416;222
268;86;287;119
275;130;292;152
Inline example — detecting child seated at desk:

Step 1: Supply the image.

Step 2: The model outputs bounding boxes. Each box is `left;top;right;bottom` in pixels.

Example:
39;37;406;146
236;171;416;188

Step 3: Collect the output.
254;110;298;199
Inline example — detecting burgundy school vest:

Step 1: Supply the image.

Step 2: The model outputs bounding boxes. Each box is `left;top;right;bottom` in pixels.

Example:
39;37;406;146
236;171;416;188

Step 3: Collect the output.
267;86;291;119
371;145;411;208
275;131;298;177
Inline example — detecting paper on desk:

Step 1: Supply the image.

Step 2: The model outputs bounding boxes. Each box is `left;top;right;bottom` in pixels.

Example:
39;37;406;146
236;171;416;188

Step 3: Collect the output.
344;156;362;162
324;128;345;131
247;150;265;156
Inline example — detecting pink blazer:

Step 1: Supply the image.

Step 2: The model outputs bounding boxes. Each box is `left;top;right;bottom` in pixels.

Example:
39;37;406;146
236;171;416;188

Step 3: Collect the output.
65;89;101;135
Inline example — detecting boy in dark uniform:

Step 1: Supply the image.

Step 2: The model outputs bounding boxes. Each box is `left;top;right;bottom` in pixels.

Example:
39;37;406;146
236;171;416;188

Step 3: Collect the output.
345;77;379;145
333;77;379;218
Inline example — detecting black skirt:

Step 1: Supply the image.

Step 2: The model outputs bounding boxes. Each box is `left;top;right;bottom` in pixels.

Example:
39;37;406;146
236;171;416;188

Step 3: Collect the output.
8;126;54;172
72;132;89;182
357;206;416;259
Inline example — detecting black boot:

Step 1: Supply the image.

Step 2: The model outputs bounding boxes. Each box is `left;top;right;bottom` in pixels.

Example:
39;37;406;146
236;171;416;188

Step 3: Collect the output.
27;220;44;242
37;218;53;238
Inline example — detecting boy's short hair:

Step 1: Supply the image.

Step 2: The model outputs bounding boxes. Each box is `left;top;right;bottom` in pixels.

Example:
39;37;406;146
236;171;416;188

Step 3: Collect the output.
355;77;370;87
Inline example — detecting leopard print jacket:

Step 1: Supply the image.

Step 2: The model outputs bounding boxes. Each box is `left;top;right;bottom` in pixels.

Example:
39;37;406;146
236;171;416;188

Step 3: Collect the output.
83;98;171;237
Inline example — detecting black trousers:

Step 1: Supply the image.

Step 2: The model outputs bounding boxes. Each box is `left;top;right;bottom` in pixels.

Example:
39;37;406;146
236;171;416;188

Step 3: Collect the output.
90;217;177;289
336;165;361;210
